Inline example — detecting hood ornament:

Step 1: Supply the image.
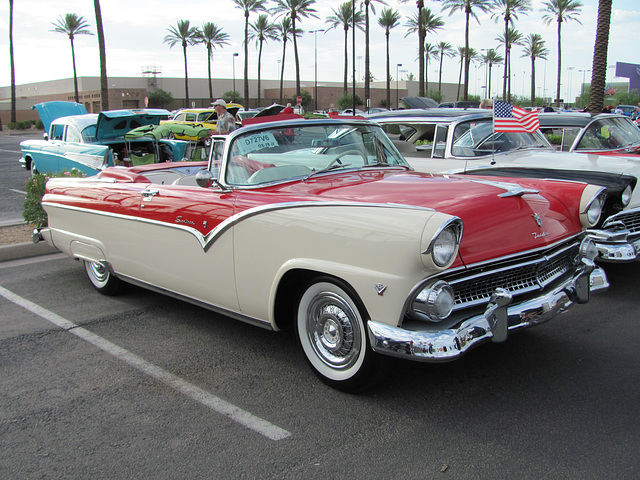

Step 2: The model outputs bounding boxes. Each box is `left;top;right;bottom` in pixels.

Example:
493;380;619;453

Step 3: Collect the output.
532;213;543;227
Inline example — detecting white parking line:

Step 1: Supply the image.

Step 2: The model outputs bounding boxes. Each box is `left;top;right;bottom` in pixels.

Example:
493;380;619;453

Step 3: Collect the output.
0;285;292;441
9;189;27;195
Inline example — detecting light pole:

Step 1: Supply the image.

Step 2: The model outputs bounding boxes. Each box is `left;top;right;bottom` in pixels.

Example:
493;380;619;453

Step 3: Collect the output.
396;63;402;109
232;53;239;95
309;29;324;112
567;67;574;105
579;69;590;97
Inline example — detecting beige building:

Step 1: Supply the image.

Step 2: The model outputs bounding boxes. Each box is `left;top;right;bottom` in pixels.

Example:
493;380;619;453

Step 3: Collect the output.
0;74;464;124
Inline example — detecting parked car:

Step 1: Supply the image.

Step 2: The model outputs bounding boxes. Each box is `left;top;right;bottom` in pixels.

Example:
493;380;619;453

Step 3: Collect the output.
160;103;243;139
368;108;640;263
19;101;184;175
538;112;640;156
36;118;609;391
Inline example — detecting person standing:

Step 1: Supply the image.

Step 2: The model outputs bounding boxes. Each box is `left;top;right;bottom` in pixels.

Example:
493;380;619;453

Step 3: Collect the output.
213;99;236;134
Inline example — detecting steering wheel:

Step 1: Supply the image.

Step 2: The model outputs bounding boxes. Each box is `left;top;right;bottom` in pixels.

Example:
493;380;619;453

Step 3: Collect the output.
333;149;367;165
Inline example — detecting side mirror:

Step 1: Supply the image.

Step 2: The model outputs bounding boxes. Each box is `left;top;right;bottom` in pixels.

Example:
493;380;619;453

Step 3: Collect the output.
195;170;214;188
43;132;49;141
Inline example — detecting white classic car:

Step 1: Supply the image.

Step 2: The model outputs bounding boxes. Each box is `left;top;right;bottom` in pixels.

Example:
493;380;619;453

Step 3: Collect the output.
36;118;609;391
369;108;640;263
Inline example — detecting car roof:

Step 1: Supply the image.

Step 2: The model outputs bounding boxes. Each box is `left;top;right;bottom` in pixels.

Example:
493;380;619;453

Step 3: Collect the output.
538;112;627;128
366;108;492;122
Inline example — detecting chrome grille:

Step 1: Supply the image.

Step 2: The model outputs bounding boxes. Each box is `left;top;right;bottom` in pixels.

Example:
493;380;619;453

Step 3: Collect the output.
609;209;640;234
444;240;579;309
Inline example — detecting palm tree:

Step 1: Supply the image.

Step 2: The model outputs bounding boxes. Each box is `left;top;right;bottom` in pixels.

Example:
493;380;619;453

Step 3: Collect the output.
249;15;279;107
9;0;16;124
424;43;439;94
480;48;503;99
51;14;94;104
197;23;230;104
399;0;425;97
93;0;108;111
492;0;532;102
359;0;387;105
233;0;269;106
588;0;612;113
326;1;365;95
378;8;401;108
275;17;303;103
274;0;319;99
541;0;583;107
496;27;524;102
521;33;548;105
435;41;454;94
405;8;444;96
440;0;494;101
455;46;477;100
163;20;200;107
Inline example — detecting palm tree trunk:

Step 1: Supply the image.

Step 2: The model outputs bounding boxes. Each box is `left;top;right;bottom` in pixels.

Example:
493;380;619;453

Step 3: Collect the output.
555;19;562;107
71;38;80;103
9;0;16;123
531;58;536;106
364;2;370;104
293;16;301;98
343;27;348;95
488;63;493;98
463;9;470;100
589;0;612;113
503;17;508;100
438;53;443;93
280;41;287;104
457;59;463;101
244;13;250;106
94;0;108;110
183;43;189;106
385;32;390;108
418;2;424;97
507;47;511;102
257;41;263;107
207;45;213;103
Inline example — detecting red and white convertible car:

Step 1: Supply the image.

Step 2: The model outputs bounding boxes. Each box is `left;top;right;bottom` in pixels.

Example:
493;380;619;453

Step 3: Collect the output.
37;118;609;391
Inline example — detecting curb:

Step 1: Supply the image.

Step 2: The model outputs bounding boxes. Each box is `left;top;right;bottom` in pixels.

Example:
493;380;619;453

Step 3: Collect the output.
0;241;58;263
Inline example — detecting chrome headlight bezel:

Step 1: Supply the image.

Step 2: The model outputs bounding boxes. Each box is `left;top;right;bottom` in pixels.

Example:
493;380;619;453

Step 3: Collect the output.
579;235;599;261
581;186;607;228
423;217;464;268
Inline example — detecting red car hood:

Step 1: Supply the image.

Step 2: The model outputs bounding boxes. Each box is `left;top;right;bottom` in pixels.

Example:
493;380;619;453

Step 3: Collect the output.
257;169;585;266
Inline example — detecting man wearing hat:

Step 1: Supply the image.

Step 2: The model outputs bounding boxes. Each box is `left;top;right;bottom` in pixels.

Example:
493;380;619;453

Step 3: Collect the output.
213;99;236;134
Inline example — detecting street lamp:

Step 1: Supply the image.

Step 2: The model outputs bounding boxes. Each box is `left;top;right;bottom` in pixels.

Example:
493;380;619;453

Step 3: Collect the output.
396;63;402;109
579;69;591;96
232;53;239;94
309;29;324;112
567;67;574;105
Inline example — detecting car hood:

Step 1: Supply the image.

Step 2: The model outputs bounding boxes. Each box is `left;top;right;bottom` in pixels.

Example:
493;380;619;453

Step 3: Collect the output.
96;109;171;141
257;170;586;266
33;101;88;133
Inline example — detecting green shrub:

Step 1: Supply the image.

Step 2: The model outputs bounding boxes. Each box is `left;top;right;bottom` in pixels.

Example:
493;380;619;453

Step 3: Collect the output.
23;170;85;228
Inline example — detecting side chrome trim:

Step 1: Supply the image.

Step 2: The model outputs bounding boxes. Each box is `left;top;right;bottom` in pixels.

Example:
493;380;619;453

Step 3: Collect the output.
42;200;438;252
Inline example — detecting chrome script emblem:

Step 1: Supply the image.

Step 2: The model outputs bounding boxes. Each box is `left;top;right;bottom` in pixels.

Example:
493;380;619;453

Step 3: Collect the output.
532;213;543;227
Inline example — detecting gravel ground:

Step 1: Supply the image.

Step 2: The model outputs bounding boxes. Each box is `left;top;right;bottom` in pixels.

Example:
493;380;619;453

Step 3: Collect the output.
0;224;33;245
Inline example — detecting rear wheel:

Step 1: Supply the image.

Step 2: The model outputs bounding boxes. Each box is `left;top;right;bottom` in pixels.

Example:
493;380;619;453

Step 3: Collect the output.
84;260;123;295
295;278;379;392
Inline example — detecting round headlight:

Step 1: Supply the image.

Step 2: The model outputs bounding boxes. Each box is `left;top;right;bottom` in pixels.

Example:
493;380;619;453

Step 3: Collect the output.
586;193;604;226
579;236;599;261
621;184;632;207
411;280;456;322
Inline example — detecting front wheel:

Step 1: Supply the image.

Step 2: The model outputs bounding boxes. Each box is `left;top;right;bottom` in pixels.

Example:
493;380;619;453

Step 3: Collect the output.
84;260;123;295
295;279;379;392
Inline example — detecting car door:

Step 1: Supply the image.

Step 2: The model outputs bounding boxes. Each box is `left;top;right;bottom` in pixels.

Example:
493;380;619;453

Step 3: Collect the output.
132;183;240;311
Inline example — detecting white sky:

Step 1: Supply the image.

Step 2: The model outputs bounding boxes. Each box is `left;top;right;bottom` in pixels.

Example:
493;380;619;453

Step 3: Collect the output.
1;0;639;101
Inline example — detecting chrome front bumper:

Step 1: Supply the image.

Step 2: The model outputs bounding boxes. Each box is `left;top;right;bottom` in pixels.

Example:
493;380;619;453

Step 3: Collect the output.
368;262;608;362
587;226;640;262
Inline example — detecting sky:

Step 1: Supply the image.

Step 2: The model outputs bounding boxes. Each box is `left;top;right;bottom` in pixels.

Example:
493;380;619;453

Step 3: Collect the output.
1;0;639;102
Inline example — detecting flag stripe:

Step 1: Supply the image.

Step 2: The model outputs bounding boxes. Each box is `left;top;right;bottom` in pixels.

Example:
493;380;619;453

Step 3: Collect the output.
494;100;539;133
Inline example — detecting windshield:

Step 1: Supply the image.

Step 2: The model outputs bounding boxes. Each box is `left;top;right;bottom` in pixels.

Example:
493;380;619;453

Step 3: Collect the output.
576;116;640;151
225;123;409;185
451;118;550;157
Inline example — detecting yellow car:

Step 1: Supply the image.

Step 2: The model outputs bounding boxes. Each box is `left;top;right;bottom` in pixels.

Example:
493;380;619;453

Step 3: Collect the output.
161;103;243;140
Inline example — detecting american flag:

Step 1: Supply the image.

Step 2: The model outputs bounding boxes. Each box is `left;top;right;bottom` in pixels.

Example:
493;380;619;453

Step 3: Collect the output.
493;101;540;133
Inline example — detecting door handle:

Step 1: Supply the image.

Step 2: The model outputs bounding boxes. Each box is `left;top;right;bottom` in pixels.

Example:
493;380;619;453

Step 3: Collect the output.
141;188;159;200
